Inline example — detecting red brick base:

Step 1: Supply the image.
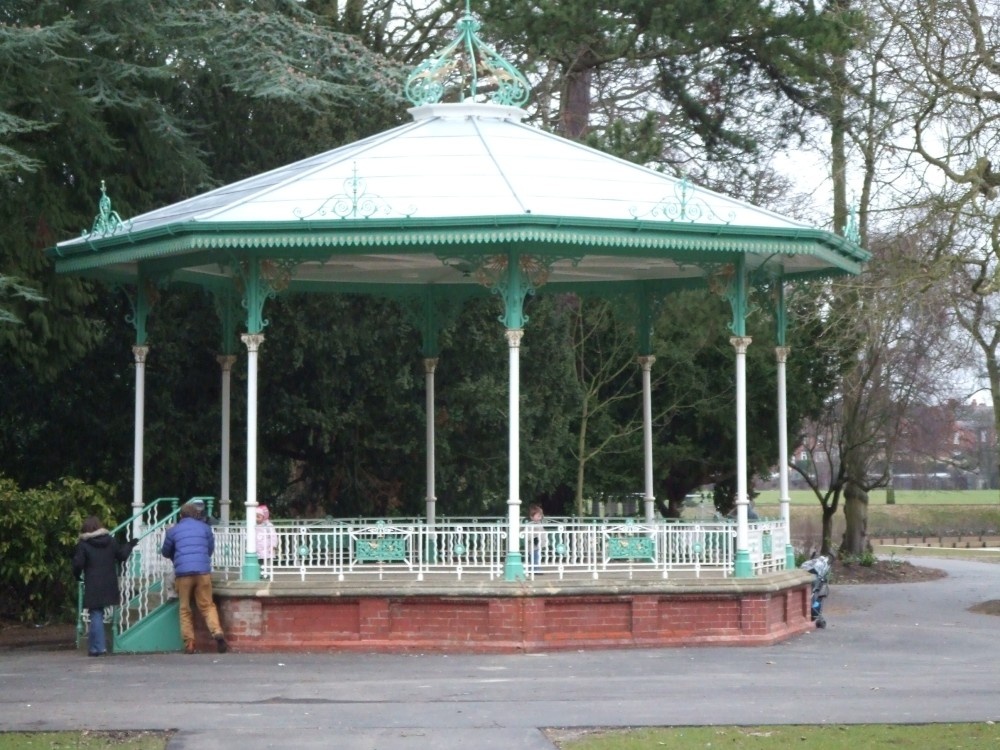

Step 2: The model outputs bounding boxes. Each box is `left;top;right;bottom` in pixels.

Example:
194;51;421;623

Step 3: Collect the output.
205;572;814;653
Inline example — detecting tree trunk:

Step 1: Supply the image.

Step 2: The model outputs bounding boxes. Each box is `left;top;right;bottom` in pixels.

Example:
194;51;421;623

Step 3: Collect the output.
560;48;594;140
841;482;870;555
829;42;849;239
574;397;590;517
820;502;836;557
986;352;1000;499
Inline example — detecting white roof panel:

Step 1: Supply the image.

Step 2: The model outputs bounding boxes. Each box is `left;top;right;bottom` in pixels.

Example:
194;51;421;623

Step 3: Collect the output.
59;102;816;250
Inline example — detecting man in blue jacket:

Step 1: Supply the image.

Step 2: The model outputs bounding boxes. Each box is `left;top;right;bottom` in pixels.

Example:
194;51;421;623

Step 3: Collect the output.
161;501;228;654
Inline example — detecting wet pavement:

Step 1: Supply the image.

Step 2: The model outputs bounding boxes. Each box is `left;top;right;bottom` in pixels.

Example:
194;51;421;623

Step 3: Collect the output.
1;557;997;749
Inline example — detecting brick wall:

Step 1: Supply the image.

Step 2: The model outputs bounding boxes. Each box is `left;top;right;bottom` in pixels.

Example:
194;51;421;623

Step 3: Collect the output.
207;579;814;654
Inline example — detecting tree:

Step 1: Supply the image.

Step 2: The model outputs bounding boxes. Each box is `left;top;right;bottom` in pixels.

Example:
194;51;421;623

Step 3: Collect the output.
867;0;1000;493
795;229;961;554
477;0;858;174
778;0;975;555
0;0;407;501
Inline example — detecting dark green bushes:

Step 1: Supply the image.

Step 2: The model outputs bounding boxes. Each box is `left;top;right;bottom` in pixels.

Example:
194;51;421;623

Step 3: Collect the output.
0;477;118;622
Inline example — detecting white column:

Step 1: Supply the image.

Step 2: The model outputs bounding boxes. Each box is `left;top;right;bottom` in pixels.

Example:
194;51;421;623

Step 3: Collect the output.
241;333;263;579
731;336;753;576
638;355;656;522
132;345;149;537
776;346;794;568
218;354;237;525
506;329;523;572
424;358;438;527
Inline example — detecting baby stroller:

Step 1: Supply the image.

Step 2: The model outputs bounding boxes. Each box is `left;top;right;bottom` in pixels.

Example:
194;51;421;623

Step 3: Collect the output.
800;555;831;628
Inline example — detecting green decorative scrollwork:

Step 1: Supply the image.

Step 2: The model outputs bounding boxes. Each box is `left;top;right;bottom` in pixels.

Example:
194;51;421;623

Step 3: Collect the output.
404;3;529;107
82;180;131;239
631;177;736;224
294;163;415;221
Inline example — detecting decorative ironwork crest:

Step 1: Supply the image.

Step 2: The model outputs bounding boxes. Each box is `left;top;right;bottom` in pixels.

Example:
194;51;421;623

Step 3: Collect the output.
440;252;578;327
82;180;132;239
294;164;415;220
631;177;736;224
257;259;296;293
473;254;550;290
404;2;530;107
705;262;736;298
441;252;581;291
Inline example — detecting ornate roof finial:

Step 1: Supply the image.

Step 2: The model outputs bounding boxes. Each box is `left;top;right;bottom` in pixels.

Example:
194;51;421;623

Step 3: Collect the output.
404;1;530;107
82;180;130;239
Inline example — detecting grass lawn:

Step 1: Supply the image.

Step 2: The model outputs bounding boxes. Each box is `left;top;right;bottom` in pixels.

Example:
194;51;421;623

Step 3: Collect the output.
749;490;1000;550
555;723;1000;749
755;488;1000;505
0;733;168;749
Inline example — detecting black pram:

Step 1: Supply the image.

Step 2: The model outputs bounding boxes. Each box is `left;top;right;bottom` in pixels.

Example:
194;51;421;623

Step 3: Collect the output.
800;555;831;628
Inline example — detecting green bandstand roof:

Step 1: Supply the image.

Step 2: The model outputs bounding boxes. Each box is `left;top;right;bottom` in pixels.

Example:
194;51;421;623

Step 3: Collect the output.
50;14;868;295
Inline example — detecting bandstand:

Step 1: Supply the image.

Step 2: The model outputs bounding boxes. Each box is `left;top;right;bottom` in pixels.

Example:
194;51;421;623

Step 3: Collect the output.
51;5;867;653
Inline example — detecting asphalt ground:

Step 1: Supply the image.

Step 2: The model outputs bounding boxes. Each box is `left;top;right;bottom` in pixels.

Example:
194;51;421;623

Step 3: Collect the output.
1;557;998;749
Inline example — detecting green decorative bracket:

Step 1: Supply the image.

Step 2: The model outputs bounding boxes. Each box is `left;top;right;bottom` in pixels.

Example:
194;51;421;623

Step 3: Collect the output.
745;264;789;347
121;275;161;346
704;257;750;337
400;286;475;358
441;252;574;329
608;283;668;356
232;258;297;334
405;1;530;107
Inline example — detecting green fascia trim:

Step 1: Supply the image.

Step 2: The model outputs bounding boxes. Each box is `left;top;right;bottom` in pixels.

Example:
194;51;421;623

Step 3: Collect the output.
50;215;868;272
113;600;183;654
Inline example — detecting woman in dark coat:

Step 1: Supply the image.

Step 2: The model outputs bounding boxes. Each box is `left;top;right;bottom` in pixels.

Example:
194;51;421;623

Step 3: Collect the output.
71;515;135;656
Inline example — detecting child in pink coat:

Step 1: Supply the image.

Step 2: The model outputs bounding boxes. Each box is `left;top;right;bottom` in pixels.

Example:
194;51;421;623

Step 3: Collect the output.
256;505;278;577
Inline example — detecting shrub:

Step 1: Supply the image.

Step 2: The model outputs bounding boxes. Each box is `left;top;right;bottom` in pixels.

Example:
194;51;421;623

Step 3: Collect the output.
0;476;119;623
838;549;878;568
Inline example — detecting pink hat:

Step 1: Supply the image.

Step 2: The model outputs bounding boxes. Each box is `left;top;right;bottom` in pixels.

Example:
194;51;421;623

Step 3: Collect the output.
256;505;270;522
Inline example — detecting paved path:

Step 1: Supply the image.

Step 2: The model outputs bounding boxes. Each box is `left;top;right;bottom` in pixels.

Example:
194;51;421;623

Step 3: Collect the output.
1;557;998;749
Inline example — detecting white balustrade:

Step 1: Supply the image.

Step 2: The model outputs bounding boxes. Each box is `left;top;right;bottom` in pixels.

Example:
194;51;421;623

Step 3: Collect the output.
204;517;789;582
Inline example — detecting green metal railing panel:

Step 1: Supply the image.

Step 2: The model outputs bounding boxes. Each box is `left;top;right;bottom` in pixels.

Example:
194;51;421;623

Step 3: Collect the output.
355;536;408;563
606;536;655;561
